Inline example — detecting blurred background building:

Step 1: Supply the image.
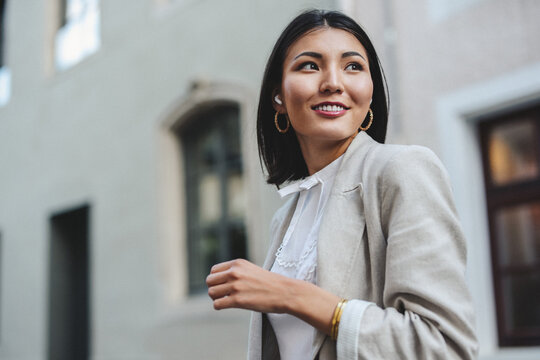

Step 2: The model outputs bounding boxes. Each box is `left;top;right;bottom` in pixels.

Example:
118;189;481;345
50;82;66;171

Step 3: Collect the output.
0;0;539;359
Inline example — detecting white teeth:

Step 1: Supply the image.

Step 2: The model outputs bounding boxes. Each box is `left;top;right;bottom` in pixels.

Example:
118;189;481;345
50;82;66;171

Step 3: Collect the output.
316;105;344;112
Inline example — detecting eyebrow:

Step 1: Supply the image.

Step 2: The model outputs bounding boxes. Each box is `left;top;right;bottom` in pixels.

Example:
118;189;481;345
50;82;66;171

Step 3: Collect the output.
293;51;367;62
294;51;322;60
342;51;366;62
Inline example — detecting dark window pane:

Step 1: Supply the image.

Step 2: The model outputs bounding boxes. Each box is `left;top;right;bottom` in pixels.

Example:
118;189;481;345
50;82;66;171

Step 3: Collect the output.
48;205;90;360
0;0;6;67
479;103;540;346
496;202;540;267
180;104;247;293
59;0;67;27
488;119;538;186
501;272;540;331
229;223;247;260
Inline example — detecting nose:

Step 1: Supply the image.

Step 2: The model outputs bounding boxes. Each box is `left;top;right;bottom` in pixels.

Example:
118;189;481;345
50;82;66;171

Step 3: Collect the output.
319;67;343;94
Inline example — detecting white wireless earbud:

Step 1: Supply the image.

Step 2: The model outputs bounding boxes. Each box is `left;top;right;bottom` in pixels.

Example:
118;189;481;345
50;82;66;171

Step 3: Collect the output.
370;98;373;105
274;95;282;105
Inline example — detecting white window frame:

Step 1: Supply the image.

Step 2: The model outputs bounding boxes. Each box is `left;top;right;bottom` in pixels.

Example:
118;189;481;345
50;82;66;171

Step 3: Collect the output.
436;63;540;359
54;0;100;71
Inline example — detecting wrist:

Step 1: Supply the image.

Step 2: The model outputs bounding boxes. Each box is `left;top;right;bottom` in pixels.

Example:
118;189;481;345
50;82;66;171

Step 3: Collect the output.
280;278;340;335
331;299;348;340
278;276;304;314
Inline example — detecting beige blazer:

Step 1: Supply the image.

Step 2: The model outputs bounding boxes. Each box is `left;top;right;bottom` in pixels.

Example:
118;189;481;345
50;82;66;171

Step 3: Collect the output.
247;132;478;359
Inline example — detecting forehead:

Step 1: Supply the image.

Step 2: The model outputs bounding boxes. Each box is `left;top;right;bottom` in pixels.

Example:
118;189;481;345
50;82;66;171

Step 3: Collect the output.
285;27;368;61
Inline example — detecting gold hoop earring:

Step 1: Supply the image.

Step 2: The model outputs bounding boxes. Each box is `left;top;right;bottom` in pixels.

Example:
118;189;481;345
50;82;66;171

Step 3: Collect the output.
274;111;290;133
359;108;373;132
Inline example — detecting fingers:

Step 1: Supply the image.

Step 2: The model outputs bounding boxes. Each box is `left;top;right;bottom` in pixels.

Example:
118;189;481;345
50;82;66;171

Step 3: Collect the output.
206;270;229;287
210;285;251;311
206;259;270;311
209;259;236;274
206;258;246;286
206;259;252;310
212;294;237;310
207;282;232;300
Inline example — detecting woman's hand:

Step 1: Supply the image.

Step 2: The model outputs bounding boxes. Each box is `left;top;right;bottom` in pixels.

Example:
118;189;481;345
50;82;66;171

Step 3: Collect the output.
206;258;340;335
206;258;292;313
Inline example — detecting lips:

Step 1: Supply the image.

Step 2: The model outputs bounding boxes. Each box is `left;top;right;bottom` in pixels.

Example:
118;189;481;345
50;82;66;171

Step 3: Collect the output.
312;102;349;116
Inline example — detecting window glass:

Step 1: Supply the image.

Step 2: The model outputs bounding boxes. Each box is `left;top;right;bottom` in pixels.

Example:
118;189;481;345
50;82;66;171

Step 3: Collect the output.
55;0;100;71
0;0;6;68
488;120;538;186
479;104;540;346
0;66;10;106
496;202;540;267
501;272;540;332
228;173;245;219
180;104;247;293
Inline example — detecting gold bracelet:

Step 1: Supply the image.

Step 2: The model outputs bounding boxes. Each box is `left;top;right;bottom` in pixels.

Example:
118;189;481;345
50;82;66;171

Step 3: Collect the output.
330;299;348;340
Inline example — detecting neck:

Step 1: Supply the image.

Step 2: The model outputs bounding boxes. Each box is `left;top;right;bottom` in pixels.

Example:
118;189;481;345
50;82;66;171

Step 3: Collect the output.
298;135;355;175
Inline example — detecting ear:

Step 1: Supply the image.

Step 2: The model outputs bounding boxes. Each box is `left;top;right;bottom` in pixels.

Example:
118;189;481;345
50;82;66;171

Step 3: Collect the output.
271;90;286;113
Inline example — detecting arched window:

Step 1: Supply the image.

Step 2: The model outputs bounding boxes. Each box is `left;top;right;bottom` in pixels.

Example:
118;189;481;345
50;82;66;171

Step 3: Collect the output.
176;103;247;293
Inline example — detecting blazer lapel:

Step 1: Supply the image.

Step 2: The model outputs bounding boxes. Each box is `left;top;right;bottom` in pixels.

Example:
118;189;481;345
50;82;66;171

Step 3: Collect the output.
316;131;373;295
317;183;366;296
311;132;373;358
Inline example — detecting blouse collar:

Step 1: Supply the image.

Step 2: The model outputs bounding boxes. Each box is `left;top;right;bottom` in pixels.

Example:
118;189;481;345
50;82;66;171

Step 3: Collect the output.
277;155;344;198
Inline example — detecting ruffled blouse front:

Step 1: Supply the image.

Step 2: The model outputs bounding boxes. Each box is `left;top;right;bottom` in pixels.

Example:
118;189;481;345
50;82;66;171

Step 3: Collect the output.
267;155;343;360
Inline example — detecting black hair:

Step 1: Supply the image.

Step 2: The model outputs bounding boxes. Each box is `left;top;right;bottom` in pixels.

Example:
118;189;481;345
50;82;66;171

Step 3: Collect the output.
257;9;389;186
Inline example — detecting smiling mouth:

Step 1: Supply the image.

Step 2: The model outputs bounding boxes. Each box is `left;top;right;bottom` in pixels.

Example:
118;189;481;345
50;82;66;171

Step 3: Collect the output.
312;102;350;115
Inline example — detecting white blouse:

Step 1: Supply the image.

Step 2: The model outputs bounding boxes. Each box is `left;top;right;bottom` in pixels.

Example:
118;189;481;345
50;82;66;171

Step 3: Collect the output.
268;155;343;360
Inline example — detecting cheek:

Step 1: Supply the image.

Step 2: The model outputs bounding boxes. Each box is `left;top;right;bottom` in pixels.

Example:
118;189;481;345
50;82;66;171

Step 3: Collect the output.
350;77;374;103
282;75;314;107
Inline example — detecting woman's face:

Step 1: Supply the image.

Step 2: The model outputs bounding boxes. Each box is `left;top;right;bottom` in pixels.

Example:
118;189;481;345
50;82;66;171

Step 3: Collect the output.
276;27;373;151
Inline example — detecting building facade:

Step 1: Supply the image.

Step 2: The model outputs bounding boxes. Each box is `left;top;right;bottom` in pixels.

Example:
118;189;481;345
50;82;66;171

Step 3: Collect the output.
0;0;539;359
343;0;540;358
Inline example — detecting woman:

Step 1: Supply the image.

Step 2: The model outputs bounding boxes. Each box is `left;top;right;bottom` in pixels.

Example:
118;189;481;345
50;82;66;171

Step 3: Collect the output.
206;9;478;359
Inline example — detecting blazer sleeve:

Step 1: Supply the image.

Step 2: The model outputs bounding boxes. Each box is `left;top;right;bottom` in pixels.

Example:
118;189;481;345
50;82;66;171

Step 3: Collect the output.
336;146;478;359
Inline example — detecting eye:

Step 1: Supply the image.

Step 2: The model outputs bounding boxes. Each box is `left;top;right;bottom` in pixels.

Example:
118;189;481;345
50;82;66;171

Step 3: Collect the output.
345;62;363;71
298;62;319;71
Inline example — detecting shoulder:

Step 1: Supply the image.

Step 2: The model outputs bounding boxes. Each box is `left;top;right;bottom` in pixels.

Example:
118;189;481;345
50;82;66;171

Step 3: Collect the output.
363;142;449;185
336;134;448;192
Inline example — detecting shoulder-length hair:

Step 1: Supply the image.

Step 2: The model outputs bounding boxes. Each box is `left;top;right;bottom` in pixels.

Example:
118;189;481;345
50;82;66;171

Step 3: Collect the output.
257;9;389;186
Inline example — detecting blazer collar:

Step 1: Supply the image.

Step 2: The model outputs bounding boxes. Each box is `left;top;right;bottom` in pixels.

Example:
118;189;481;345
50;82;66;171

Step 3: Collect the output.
331;131;375;194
